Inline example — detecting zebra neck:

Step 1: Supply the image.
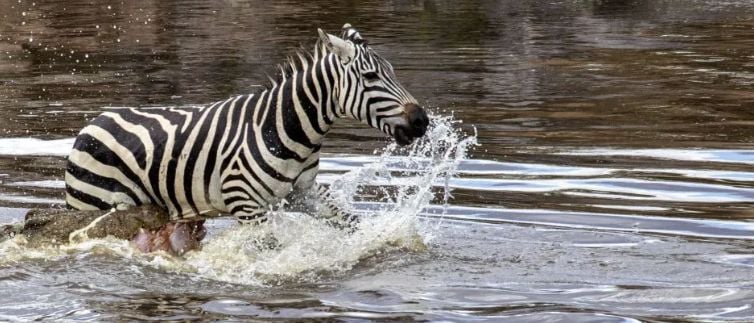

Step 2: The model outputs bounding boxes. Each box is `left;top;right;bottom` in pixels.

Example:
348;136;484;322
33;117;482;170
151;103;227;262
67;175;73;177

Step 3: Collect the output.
265;54;342;147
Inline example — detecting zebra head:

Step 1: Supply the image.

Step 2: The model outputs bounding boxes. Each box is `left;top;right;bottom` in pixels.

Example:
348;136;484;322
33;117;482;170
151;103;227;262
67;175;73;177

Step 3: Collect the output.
318;24;429;146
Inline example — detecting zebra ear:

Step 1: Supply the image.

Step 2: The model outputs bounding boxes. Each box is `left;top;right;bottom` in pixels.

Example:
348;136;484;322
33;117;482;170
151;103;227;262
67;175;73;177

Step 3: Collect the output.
318;28;355;65
341;23;366;44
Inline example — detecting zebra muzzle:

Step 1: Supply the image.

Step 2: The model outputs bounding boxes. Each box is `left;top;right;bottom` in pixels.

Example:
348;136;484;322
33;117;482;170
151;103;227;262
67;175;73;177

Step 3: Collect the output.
394;105;429;146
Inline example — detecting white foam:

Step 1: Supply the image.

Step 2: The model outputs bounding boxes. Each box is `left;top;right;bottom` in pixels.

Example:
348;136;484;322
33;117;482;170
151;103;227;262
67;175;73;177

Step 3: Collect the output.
8;180;66;189
185;211;426;285
0;137;74;156
0;193;65;205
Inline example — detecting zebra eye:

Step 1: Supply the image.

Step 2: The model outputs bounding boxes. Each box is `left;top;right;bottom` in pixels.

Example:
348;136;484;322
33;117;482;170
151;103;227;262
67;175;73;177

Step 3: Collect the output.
363;71;379;82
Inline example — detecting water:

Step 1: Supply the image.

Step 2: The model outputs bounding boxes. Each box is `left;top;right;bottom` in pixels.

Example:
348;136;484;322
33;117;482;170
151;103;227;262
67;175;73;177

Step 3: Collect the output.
2;0;754;321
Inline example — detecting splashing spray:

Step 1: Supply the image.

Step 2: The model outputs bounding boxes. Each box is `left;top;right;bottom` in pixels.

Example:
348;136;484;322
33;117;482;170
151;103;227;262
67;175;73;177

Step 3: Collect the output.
186;114;477;285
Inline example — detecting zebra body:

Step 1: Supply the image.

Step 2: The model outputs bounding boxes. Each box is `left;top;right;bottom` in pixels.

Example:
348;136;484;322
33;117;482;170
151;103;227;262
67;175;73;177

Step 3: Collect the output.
65;24;429;224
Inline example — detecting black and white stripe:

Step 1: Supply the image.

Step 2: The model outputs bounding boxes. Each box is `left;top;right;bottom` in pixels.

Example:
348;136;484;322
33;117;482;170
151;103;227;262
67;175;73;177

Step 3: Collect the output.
65;24;426;224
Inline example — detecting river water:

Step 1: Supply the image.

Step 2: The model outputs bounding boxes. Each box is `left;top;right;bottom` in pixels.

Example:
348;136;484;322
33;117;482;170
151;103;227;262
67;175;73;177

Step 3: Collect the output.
1;0;754;321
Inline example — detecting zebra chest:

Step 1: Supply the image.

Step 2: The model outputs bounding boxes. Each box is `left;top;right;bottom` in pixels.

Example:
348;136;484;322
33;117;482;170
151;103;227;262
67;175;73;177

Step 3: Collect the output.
219;155;309;213
266;158;307;197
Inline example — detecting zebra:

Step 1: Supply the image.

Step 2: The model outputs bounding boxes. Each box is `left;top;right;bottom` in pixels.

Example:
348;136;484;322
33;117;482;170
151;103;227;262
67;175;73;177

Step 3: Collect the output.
64;24;429;253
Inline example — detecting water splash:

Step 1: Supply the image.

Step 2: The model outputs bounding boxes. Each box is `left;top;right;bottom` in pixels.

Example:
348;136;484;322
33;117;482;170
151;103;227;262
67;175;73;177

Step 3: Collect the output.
185;114;477;285
0;114;476;285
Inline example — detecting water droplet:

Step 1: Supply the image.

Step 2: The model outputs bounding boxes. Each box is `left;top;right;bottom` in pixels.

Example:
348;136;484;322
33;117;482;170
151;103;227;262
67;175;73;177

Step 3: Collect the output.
116;38;121;43
95;25;100;29
107;5;111;9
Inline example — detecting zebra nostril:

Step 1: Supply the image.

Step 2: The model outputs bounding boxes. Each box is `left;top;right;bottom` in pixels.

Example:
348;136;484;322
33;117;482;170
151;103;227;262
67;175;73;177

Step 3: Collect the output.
409;107;429;136
411;115;423;128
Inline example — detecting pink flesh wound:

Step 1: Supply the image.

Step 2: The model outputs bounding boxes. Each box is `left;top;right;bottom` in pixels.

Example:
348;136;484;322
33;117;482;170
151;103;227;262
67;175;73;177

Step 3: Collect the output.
131;221;206;256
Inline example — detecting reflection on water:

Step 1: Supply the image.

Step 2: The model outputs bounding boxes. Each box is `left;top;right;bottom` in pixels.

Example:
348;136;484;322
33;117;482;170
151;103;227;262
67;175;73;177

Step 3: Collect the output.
1;0;754;321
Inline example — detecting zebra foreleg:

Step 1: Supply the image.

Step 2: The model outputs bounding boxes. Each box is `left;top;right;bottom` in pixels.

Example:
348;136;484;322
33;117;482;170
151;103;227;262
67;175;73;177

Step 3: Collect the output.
287;183;358;230
313;183;359;226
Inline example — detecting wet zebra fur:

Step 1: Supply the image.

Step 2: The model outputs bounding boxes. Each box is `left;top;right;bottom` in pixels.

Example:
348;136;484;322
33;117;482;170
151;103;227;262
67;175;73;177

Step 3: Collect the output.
65;24;429;225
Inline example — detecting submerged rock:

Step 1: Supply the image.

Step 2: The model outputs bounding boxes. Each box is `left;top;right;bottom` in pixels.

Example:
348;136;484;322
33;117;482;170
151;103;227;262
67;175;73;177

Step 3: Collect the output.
5;205;170;247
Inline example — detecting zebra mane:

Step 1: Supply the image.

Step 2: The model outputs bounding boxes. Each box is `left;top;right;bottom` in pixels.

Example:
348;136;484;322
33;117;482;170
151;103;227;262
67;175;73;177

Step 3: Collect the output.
264;40;329;91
